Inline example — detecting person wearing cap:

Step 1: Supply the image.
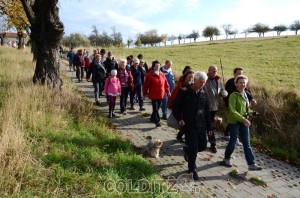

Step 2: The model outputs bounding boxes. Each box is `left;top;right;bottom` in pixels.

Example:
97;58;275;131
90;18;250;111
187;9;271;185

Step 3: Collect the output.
143;60;170;127
129;58;146;111
103;51;118;77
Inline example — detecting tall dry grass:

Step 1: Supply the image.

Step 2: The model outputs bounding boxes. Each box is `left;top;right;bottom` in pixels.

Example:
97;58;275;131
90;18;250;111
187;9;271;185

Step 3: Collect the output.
0;47;87;195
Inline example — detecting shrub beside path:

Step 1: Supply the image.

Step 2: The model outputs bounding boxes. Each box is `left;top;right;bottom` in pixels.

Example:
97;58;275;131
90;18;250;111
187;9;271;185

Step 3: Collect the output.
66;68;300;198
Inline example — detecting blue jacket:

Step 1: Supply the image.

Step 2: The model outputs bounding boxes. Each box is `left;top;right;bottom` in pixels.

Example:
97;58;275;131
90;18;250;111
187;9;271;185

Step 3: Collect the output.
160;66;175;91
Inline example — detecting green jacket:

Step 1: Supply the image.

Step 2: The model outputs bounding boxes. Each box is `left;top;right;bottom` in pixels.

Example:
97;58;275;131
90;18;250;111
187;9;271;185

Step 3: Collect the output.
227;92;252;124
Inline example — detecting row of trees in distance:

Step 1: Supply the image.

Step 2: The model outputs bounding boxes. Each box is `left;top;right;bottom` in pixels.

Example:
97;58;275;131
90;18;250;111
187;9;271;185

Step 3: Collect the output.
61;21;300;49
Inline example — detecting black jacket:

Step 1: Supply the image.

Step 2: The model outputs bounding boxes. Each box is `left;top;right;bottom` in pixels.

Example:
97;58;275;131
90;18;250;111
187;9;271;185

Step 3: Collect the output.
87;61;106;82
172;86;212;130
103;58;118;77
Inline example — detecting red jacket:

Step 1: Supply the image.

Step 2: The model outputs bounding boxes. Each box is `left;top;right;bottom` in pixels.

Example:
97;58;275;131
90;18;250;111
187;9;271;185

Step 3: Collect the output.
84;57;91;68
168;76;185;109
143;71;170;100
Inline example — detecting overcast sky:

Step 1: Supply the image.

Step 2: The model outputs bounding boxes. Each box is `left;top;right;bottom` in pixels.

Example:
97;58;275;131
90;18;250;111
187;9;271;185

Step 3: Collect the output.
59;0;300;41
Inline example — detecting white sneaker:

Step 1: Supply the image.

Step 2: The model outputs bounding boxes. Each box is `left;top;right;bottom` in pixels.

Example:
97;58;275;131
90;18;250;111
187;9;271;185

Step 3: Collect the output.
123;111;127;115
236;138;242;146
223;158;233;167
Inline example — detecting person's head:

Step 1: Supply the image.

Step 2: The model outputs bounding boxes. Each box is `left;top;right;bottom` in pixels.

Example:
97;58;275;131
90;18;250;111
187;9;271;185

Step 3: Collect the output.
151;60;161;72
93;49;97;54
126;56;132;62
235;75;248;92
71;47;74;50
133;58;140;67
107;51;113;59
207;65;218;78
164;60;172;69
95;54;100;62
182;66;192;75
111;69;117;76
78;49;83;55
183;70;195;85
137;54;143;60
85;50;89;56
192;71;208;91
100;49;106;55
119;59;127;69
233;67;243;78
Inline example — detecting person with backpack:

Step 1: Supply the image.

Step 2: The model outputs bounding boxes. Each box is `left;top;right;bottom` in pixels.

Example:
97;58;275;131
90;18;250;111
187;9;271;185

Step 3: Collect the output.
86;54;106;106
103;69;121;118
73;49;85;82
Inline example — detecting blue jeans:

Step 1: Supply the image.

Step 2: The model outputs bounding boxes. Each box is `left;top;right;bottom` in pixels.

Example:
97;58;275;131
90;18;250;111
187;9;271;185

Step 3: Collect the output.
93;81;103;102
224;123;255;165
161;93;168;118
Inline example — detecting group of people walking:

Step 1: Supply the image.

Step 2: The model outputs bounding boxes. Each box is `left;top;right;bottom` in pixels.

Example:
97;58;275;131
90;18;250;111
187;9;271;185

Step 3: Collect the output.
67;47;262;181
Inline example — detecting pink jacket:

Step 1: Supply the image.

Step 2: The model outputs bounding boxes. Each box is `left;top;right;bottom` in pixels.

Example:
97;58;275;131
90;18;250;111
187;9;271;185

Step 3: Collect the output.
103;76;121;96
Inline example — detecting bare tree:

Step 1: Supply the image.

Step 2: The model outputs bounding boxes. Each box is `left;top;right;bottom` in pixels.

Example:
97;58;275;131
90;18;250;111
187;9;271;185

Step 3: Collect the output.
222;24;232;39
290;20;300;35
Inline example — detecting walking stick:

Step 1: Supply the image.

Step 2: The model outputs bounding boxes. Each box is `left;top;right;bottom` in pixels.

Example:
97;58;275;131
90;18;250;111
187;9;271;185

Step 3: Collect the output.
220;59;225;84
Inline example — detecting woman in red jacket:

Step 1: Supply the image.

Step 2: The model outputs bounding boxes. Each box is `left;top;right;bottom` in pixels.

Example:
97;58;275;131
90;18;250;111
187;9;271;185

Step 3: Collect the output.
143;60;170;127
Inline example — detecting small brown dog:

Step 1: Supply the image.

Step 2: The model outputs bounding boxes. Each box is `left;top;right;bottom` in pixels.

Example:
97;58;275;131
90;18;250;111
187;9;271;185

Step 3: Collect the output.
146;136;163;158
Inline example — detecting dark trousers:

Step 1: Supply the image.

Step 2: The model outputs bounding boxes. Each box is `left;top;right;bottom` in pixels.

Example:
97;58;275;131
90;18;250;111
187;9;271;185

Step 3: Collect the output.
108;95;117;111
184;127;207;172
207;111;217;146
76;66;84;81
120;87;130;112
150;99;162;124
130;85;143;108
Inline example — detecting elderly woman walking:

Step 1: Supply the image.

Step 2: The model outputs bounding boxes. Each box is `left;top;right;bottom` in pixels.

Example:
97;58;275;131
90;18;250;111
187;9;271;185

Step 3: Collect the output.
223;75;262;170
143;60;170;127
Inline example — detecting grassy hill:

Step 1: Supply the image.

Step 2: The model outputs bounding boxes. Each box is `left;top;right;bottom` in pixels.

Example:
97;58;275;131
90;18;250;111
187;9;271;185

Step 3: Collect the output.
111;35;300;94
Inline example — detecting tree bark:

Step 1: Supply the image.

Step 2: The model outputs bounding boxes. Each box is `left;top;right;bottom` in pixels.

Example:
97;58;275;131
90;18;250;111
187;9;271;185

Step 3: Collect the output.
21;0;64;88
0;34;4;46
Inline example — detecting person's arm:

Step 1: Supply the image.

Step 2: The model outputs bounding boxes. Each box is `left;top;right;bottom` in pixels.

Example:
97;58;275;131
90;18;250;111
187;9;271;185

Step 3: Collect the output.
228;93;247;123
142;73;150;97
172;88;185;123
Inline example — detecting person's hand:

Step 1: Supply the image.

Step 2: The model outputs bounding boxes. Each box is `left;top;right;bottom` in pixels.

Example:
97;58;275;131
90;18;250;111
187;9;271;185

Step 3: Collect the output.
167;92;171;98
221;90;228;97
208;130;213;136
250;99;257;107
243;119;251;126
178;120;185;127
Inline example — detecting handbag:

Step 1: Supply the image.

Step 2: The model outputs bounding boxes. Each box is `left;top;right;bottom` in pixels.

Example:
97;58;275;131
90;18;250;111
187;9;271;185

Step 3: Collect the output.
167;112;180;130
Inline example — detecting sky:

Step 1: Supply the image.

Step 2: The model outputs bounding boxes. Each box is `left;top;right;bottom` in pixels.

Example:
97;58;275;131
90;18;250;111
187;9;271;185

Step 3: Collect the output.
59;0;300;42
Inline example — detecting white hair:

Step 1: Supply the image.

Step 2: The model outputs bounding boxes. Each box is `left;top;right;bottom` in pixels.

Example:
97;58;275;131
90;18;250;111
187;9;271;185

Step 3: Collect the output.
194;71;208;81
133;58;140;64
111;69;117;76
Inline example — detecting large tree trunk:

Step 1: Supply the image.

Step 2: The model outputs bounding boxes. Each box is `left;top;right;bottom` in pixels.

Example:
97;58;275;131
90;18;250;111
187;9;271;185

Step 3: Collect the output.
21;0;64;88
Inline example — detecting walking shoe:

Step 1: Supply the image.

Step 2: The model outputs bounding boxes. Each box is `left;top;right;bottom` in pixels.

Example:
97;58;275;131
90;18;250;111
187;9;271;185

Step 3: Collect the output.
155;123;161;127
210;145;218;153
188;171;199;181
161;116;168;120
95;101;101;106
122;111;127;115
139;107;146;111
112;112;116;117
223;136;230;141
223;158;233;167
236;138;243;146
248;164;262;171
176;136;185;143
183;147;189;162
129;106;135;110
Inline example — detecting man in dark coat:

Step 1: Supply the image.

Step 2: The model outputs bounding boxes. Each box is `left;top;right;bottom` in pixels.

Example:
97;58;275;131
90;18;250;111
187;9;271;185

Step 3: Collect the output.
172;71;212;181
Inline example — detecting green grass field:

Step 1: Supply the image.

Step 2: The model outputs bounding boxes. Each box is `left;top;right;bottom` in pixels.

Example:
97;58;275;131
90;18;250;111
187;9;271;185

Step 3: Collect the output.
110;36;300;94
